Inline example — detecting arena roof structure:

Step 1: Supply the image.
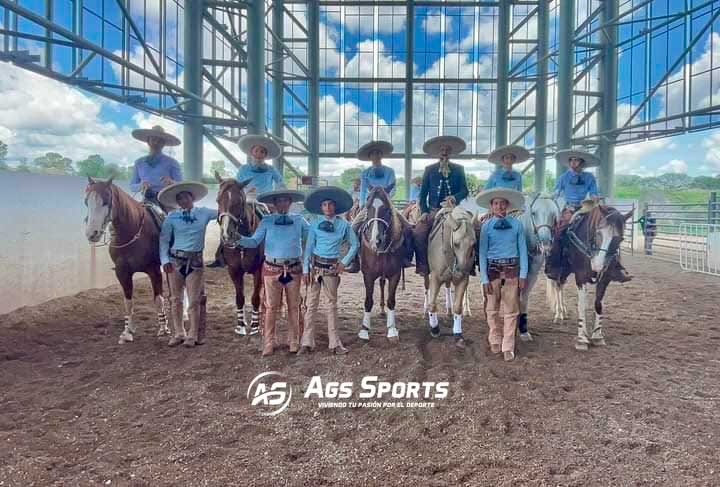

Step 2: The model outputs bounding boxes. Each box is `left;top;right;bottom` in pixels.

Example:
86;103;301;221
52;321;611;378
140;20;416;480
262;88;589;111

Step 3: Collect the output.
2;0;719;195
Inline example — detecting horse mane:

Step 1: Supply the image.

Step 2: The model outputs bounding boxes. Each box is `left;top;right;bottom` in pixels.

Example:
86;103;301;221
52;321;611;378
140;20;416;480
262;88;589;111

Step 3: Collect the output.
109;184;145;228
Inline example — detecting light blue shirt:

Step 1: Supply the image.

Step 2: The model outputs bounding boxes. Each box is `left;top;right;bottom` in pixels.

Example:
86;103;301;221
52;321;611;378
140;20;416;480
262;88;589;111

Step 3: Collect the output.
478;216;529;284
130;153;183;193
238;213;309;260
409;185;421;202
360;165;396;205
485;169;523;191
554;169;599;205
303;216;360;273
159;207;218;265
236;162;284;195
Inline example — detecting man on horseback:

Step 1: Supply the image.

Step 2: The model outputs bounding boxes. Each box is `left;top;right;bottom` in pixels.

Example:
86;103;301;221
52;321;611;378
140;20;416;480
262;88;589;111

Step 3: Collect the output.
301;187;359;355
348;141;413;272
158;182;217;348
476;188;528;362
130;125;183;216
207;135;286;268
546;149;631;283
413;135;470;276
485;145;529;192
234;189;308;356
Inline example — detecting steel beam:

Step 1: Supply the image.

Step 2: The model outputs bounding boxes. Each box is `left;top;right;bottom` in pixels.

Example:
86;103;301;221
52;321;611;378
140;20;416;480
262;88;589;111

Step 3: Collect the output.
247;0;266;141
307;0;320;177
184;0;205;181
534;0;548;192
272;0;285;174
495;0;510;151
598;0;618;197
556;0;574;176
404;0;415;196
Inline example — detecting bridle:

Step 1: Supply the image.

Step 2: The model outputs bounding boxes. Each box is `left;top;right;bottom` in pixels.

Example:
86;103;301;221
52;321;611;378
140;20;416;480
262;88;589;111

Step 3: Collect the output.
217;184;255;249
567;209;624;281
85;185;146;249
527;193;560;255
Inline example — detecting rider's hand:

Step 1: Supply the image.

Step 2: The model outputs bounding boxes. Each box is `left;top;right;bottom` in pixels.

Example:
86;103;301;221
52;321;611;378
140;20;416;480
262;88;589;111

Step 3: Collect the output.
335;263;345;275
519;278;527;290
160;176;175;186
140;181;151;192
163;263;174;274
483;283;492;295
445;196;457;206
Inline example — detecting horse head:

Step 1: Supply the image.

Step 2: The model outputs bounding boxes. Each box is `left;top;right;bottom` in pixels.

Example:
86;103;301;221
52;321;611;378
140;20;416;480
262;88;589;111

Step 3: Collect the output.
216;172;252;245
527;192;561;254
363;186;394;253
437;207;476;276
590;207;633;274
84;176;115;243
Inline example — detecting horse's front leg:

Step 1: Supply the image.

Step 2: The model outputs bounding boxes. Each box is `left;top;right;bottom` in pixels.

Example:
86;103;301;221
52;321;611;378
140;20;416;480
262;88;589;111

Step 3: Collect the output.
359;272;375;341
519;259;540;341
427;274;442;338
591;280;609;347
385;273;401;343
231;268;249;336
116;269;135;344
250;266;263;334
148;268;170;336
451;277;469;348
575;283;591;351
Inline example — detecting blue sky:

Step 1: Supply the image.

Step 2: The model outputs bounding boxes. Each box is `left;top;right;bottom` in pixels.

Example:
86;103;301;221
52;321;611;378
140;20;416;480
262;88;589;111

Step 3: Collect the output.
1;1;720;179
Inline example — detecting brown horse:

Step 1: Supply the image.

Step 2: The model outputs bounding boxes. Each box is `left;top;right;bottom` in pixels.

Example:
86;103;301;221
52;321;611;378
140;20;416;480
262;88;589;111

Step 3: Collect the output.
84;176;169;344
214;173;264;335
546;206;633;350
356;186;411;343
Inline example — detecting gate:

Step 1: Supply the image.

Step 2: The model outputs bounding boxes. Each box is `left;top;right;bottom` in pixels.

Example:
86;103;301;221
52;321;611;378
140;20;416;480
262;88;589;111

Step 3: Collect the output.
679;223;720;276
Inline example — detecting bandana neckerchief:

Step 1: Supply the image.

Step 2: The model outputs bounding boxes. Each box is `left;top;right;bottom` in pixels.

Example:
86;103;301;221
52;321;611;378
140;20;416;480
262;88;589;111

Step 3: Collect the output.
146;154;162;168
181;209;197;224
318;219;335;233
274;214;293;226
501;171;516;181
570;174;586;185
493;217;512;230
250;162;269;173
371;166;385;178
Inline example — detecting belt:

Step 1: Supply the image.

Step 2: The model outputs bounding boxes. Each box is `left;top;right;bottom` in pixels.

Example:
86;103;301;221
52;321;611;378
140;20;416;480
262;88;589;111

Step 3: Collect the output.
265;257;301;267
489;257;519;266
312;255;339;269
171;250;203;259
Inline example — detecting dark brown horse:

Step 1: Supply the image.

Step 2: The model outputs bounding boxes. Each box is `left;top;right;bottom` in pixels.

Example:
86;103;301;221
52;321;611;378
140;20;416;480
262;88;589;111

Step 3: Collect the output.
546;206;633;350
214;173;264;335
84;177;169;344
356;186;411;343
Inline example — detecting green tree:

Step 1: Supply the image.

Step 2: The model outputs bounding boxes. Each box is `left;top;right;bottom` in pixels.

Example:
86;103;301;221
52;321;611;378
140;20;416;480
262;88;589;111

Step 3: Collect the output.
76;154;107;177
0;140;8;164
691;176;720;190
33;152;74;175
209;160;228;178
339;166;364;189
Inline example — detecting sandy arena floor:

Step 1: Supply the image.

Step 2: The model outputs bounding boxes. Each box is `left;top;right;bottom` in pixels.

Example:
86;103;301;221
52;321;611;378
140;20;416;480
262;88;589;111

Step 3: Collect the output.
1;255;719;486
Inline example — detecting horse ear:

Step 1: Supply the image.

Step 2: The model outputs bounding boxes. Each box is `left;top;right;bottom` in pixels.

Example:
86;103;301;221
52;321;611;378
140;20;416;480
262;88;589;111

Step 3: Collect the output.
214;171;223;183
87;176;94;184
107;176;114;186
237;178;253;191
623;209;634;221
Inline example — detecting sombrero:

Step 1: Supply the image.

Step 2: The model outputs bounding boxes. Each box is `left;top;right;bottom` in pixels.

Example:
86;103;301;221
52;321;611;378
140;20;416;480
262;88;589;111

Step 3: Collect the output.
423;135;467;157
556;149;600;168
305;186;353;215
257;189;305;205
238;134;282;160
475;187;524;212
158;181;208;209
488;145;530;165
356;140;394;161
131;125;181;146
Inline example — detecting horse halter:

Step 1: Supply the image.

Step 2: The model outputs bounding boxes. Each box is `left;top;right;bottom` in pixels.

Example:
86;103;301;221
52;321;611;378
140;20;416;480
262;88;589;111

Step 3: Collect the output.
217;185;248;248
527;194;559;255
567;209;624;279
84;185;145;248
362;216;392;253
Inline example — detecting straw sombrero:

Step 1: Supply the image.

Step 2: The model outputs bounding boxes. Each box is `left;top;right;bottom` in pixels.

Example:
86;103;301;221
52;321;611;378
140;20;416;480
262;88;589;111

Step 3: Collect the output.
132;125;181;146
238;134;282;160
305;186;353;215
422;135;467;157
556;149;600;168
158;181;208;209
356;140;394;161
488;145;530;165
475;187;525;212
257;189;305;205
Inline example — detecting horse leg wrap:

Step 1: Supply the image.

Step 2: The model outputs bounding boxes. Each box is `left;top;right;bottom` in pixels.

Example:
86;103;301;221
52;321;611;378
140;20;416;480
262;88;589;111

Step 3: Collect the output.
250;309;260;334
358;312;372;341
591;313;606;345
234;307;247;335
428;312;440;337
386;310;399;340
157;311;170;336
119;316;134;344
452;314;463;335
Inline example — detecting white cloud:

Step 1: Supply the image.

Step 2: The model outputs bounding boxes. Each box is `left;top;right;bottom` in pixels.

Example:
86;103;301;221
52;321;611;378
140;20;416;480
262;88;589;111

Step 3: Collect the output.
325;6;405;35
614;138;672;176
656;159;688;174
344;40;407;78
423;11;453;35
702;131;720;172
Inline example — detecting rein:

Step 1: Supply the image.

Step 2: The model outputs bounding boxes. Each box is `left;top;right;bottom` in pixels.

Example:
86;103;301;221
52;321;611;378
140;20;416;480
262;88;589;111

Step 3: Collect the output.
361;216;394;254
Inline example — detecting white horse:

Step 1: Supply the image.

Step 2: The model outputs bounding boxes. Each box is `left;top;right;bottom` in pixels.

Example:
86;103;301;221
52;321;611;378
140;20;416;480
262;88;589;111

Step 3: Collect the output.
425;205;477;348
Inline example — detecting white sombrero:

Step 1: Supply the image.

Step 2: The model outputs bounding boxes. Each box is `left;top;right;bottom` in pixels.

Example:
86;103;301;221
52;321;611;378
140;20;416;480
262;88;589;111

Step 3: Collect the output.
132;125;181;146
488;145;530;165
257;189;306;205
556;149;600;168
423;135;467;157
475;187;524;212
356;140;394;161
238;134;282;160
158;181;208;209
305;186;354;215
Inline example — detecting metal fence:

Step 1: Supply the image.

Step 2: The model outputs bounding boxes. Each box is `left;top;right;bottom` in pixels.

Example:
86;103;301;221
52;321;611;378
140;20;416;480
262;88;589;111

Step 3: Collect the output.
680;223;720;277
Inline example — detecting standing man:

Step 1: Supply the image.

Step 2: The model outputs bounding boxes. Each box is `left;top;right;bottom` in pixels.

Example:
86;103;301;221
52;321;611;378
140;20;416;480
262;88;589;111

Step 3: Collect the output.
130;125;183;213
413;135;470;276
207;134;286;268
476;187;528;362
234;189;308;356
350;176;362;206
300;187;359;356
484;145;529;192
158;182;217;348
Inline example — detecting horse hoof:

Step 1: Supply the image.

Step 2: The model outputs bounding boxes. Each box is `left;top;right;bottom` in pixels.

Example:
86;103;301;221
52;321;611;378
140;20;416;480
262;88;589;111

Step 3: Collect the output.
358;329;370;341
575;341;589;351
519;332;533;342
429;327;440;338
119;331;134;344
234;326;248;336
455;337;466;350
249;325;260;336
591;338;606;347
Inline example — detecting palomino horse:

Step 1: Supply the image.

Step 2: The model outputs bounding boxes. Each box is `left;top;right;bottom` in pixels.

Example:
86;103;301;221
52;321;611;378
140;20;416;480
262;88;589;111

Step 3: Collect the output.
546;205;633;350
515;193;561;341
357;187;411;343
215;174;265;335
426;205;477;348
84;177;169;344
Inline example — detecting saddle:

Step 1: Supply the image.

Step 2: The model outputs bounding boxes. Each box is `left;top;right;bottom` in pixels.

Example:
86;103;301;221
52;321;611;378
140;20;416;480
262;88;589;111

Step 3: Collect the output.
143;201;166;230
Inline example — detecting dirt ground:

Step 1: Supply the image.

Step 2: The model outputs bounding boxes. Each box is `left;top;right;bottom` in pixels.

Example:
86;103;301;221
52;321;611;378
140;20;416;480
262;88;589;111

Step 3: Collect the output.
1;255;719;486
